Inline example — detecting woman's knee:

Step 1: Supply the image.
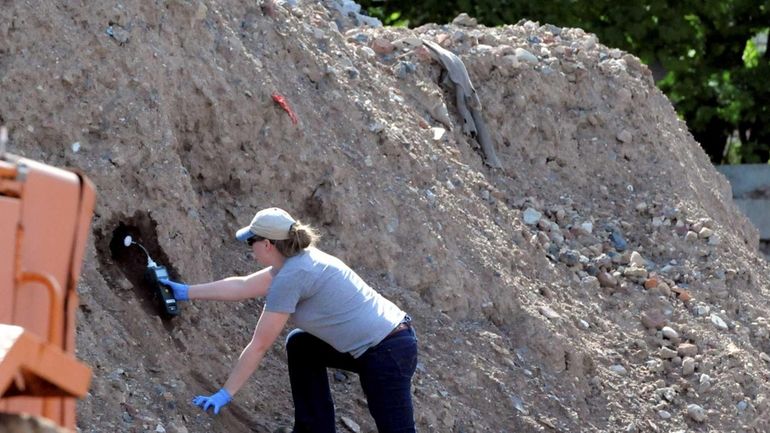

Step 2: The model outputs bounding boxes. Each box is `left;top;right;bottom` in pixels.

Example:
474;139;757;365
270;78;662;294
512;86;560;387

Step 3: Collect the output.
285;328;308;353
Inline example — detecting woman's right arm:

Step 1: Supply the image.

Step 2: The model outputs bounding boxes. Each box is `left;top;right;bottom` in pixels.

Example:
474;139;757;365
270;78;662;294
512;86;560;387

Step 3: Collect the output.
187;267;273;301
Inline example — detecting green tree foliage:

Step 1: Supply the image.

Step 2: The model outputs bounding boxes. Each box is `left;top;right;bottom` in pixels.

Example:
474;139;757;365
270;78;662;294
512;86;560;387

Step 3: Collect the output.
360;0;770;164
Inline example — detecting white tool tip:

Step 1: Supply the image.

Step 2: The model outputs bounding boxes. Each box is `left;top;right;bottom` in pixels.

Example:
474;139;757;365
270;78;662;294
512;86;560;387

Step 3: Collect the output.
123;235;133;247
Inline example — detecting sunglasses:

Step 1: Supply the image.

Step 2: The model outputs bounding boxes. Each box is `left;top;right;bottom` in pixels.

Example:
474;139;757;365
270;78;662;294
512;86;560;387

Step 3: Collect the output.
247;236;265;246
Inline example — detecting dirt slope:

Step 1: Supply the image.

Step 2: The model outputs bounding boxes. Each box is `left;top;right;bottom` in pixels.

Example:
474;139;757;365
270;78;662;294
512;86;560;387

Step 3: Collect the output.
3;1;770;432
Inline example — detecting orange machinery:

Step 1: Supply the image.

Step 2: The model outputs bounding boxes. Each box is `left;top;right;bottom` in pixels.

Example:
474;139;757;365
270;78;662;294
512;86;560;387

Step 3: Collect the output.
0;128;95;430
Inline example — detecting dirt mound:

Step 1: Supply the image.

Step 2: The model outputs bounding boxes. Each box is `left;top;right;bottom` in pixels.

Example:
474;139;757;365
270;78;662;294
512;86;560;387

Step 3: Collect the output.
3;1;770;432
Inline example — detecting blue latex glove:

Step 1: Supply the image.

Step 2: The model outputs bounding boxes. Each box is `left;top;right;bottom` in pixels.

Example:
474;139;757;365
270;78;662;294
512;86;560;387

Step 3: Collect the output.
158;278;189;301
193;388;232;415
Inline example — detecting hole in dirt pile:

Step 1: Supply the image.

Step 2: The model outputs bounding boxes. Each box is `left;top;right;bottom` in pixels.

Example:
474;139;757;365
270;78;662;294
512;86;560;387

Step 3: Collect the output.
94;211;180;331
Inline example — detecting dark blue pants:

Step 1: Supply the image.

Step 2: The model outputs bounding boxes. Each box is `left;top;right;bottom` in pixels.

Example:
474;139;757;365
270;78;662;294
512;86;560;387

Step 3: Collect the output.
286;327;418;433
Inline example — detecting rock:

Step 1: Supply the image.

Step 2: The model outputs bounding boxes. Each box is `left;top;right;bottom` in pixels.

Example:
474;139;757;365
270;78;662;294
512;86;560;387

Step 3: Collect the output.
677;343;698;357
644;277;659;290
609;231;627;251
685;231;698;242
661;326;678;340
698;227;714;239
452;13;478;27
522;208;542;225
642;310;666;329
686;404;706;422
345;66;360;79
597;271;617;288
371;38;395;54
657;410;671;419
340;416;361;433
699;374;712;392
693;303;710;316
672;286;692;302
659;347;678;359
580;221;594;234
394;61;416;79
498;54;520;69
358;47;377;59
623;266;648;279
514;48;538;64
629;251;645;267
559;250;581;266
710;314;728;330
431;127;446;141
593;254;612;269
581;275;600;290
510;394;528;414
682;357;696;376
106;24;130;45
609;364;627;375
539;306;561;319
617;129;632;143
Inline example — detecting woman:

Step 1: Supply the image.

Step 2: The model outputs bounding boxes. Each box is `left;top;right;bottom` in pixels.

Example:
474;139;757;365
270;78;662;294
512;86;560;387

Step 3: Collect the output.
160;207;418;433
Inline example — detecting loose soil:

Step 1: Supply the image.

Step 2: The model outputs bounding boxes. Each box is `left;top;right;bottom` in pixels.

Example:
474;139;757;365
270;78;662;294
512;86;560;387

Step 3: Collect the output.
2;1;770;432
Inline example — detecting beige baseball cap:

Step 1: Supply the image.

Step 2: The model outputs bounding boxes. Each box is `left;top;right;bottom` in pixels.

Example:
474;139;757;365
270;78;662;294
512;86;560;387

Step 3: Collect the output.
235;207;296;241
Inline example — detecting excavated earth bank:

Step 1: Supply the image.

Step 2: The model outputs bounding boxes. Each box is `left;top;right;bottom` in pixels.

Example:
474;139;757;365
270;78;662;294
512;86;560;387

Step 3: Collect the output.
3;1;770;432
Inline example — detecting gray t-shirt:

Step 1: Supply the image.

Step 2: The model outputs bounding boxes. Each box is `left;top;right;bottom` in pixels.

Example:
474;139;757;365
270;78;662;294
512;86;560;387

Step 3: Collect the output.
265;247;406;358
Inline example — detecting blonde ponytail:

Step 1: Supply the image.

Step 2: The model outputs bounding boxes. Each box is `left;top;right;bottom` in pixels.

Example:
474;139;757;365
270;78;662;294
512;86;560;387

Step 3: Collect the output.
274;220;319;257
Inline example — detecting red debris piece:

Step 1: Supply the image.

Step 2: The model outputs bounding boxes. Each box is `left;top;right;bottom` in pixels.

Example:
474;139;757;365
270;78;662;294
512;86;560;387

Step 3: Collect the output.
271;92;298;125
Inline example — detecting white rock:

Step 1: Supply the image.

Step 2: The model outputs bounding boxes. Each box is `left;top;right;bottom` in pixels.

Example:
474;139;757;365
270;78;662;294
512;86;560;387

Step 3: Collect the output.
580;221;593;234
581;276;600;290
539;306;561;319
687;404;706;422
710;314;728;330
698;227;714;239
609;364;627;375
661;326;678;339
431;127;446;141
522;208;542;225
340;416;361;433
514;47;538;64
629;251;645;267
694;304;710;316
359;46;376;59
699;374;712;392
682;357;696;376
